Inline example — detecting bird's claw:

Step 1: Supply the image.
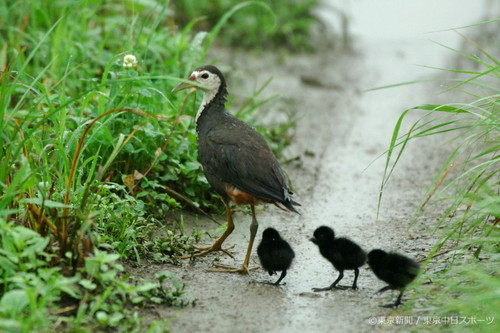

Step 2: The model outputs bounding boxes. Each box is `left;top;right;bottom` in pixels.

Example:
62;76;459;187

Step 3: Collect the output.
334;285;349;290
193;245;212;251
208;263;259;275
180;244;236;260
260;281;285;287
379;302;400;308
312;285;347;292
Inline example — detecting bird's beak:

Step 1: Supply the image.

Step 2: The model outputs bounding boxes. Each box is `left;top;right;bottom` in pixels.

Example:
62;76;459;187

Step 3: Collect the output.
310;237;317;244
171;74;197;92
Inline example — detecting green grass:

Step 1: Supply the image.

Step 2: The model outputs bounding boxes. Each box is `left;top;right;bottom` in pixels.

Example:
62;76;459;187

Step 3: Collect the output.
172;0;319;51
0;0;303;331
379;20;499;332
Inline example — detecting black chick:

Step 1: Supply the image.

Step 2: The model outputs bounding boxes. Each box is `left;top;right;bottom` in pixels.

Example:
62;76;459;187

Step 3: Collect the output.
257;228;295;285
367;249;420;307
310;226;367;291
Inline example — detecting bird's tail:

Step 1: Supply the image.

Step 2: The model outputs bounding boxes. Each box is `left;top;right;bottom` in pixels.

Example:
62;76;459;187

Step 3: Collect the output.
286;199;301;214
280;188;301;214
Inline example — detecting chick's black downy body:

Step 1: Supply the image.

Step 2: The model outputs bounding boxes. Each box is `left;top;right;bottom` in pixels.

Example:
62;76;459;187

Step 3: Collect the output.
311;226;366;291
257;228;295;285
172;65;300;274
368;249;420;307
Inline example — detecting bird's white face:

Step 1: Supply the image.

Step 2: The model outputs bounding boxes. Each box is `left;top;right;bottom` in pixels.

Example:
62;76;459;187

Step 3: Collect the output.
171;67;225;122
189;69;221;93
188;69;223;122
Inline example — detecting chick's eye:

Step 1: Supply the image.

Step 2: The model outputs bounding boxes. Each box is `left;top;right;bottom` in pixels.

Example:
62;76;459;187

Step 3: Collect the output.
201;73;209;79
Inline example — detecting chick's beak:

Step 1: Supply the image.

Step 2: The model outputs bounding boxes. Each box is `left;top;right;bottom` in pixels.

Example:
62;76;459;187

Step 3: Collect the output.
171;74;197;92
309;237;317;244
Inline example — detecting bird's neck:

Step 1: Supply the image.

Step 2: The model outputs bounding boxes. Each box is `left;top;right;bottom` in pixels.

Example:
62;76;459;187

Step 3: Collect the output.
196;86;228;125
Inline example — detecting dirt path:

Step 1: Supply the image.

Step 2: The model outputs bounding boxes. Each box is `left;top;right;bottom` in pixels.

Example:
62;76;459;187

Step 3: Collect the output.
135;2;492;332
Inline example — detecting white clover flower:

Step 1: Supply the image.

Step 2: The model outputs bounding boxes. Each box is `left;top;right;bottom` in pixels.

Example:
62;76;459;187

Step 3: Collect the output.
123;54;138;68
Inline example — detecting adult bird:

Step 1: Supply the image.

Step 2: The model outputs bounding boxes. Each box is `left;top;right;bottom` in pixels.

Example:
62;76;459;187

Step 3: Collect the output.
172;65;300;274
257;227;295;285
367;249;420;307
310;226;367;291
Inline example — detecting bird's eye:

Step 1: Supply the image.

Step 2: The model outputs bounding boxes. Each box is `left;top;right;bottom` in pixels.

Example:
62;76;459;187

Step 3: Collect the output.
201;73;209;79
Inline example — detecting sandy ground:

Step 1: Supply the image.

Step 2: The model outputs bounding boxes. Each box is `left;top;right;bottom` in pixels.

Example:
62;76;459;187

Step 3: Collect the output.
130;2;495;332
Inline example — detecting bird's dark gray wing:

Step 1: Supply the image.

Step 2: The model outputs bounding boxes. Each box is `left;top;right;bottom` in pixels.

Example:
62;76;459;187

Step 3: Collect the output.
199;120;290;204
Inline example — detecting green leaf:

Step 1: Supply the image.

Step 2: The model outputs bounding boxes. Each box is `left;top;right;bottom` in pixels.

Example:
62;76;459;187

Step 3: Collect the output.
79;279;97;290
96;311;109;325
19;198;74;209
0;290;29;316
136;282;158;292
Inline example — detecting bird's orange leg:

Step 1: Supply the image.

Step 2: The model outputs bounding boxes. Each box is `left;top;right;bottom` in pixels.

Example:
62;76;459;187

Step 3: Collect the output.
182;202;235;259
242;204;259;272
211;204;259;274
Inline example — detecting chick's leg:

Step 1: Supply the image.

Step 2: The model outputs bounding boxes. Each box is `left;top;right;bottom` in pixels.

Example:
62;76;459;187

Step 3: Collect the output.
313;271;346;292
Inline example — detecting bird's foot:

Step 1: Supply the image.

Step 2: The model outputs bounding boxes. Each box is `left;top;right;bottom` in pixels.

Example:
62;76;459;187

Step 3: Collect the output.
181;244;236;260
208;263;259;275
333;285;349;290
377;285;392;293
312;285;346;292
342;284;359;290
379;302;400;308
193;245;212;251
260;281;285;287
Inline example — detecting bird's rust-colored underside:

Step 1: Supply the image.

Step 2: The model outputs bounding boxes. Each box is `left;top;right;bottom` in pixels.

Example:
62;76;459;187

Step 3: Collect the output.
225;184;267;205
